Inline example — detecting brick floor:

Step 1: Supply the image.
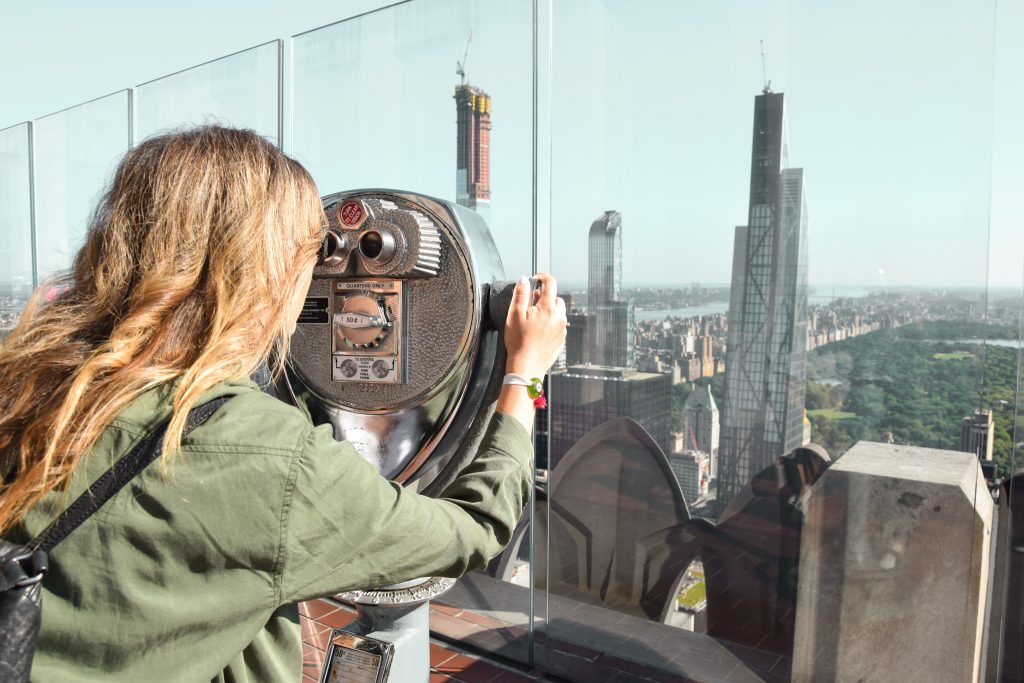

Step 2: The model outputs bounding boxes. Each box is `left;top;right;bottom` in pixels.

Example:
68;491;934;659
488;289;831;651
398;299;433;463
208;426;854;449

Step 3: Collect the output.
299;598;550;683
299;597;716;682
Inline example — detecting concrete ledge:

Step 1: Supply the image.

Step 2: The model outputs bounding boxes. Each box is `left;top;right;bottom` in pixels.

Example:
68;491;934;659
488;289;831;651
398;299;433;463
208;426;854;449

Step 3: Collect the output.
794;441;993;682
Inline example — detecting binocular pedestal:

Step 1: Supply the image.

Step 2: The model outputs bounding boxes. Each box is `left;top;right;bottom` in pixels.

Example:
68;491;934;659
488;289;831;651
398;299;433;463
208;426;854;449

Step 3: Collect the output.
321;577;455;682
293;190;505;682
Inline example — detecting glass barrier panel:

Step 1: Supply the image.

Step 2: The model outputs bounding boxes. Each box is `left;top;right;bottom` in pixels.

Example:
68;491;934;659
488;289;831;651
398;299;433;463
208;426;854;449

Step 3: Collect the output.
291;0;535;665
32;91;131;282
0;123;34;331
134;41;280;144
544;1;997;681
291;0;533;280
985;0;1024;678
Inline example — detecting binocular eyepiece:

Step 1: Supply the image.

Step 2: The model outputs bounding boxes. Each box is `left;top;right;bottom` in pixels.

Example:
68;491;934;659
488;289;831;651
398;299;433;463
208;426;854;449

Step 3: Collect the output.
321;227;397;267
356;230;394;262
317;196;443;278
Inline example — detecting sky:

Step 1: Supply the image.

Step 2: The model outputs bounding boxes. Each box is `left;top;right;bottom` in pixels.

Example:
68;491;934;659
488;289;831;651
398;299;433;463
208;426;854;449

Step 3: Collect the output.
1;0;1021;290
548;0;1021;290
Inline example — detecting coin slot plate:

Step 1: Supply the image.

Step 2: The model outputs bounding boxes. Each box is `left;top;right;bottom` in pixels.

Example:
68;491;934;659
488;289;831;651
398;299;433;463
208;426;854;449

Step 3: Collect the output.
331;279;405;384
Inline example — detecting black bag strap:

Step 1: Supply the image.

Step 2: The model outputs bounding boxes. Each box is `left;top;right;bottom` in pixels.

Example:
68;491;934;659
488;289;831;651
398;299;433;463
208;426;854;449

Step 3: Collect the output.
28;395;232;554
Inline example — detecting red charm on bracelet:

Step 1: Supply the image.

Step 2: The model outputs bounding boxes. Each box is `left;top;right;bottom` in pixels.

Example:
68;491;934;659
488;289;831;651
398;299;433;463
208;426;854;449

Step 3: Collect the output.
526;378;546;410
502;374;548;409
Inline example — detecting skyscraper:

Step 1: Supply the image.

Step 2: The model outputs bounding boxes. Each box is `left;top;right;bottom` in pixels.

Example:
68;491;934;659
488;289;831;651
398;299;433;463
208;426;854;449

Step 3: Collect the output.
565;311;595;366
454;84;491;219
959;409;994;462
588;210;622;307
698;335;714;378
718;90;809;509
682;384;720;476
588;211;635;367
669;450;711;505
549;365;672;466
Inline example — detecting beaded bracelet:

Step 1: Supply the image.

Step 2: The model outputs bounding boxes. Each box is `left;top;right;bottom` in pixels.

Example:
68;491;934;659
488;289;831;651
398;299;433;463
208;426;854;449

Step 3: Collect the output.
503;373;547;409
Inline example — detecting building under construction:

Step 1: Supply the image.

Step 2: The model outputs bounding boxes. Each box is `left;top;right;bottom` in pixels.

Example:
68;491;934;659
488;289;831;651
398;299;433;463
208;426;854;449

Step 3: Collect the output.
454;84;491;216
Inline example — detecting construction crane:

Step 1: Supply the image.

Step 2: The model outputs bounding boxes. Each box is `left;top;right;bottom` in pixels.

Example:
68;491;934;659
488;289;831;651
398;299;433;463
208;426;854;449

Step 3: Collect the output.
456;32;472;86
760;40;772;94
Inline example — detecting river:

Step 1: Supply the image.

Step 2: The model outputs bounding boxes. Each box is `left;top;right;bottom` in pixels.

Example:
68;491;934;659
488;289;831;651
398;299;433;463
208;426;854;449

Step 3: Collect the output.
919;338;1019;348
634;286;875;323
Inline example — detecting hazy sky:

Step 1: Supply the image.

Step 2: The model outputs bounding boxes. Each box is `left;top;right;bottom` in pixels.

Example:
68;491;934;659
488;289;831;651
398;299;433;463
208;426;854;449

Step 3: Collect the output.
549;0;1021;290
2;0;1020;289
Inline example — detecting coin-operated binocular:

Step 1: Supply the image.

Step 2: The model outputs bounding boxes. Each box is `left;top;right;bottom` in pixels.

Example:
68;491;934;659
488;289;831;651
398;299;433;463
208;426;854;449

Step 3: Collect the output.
276;190;520;683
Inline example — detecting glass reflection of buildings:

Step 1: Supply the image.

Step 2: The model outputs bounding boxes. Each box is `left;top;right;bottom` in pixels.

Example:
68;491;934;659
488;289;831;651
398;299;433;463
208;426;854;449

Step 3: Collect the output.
718;90;809;509
550;366;672;465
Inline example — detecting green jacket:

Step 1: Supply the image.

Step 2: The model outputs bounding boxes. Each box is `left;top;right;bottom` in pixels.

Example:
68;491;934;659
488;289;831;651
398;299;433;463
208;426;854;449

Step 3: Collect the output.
7;377;533;682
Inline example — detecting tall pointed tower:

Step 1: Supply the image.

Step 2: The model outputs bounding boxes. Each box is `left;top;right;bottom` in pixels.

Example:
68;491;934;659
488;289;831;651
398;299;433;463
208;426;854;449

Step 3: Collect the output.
718;90;810;509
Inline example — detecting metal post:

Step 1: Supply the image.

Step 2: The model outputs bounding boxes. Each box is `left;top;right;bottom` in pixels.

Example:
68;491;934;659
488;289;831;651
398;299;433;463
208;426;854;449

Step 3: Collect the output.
325;577;455;682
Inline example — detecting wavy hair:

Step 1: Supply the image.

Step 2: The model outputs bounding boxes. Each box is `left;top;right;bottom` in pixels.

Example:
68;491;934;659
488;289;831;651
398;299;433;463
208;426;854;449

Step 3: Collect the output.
0;125;324;535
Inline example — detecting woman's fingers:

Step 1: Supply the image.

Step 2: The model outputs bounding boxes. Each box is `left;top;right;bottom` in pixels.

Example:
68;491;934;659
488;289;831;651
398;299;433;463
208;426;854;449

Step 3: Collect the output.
509;276;531;321
533;272;558;310
503;272;568;380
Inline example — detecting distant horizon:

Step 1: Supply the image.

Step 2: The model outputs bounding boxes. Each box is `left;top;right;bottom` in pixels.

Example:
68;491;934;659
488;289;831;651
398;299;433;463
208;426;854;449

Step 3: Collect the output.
557;281;1017;294
2;1;1021;290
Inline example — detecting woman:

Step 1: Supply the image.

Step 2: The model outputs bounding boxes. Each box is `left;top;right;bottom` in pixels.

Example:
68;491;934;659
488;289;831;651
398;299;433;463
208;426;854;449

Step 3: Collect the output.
0;126;566;682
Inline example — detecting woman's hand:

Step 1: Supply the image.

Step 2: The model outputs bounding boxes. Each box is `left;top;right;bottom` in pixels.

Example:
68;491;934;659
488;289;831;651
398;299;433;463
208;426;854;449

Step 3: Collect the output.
505;273;567;378
497;273;567;433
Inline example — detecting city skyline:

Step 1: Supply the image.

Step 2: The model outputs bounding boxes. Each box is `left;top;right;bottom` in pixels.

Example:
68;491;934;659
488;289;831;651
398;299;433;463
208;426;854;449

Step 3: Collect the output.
1;1;1022;292
2;5;1023;679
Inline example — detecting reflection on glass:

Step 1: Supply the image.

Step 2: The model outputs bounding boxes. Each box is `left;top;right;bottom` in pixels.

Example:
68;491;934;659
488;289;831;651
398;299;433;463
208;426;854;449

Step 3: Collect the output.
32;91;131;282
134;41;280;144
1;0;1016;677
291;0;533;279
546;1;999;681
988;5;1024;675
0;123;34;330
291;0;535;665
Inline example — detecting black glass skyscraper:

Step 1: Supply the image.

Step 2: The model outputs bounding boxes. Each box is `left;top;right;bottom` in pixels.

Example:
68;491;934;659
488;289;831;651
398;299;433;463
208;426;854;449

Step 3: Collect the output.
718;90;809;509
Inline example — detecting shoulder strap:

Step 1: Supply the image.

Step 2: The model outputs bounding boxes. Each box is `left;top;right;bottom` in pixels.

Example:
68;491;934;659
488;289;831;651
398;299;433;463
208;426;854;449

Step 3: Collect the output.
29;395;232;554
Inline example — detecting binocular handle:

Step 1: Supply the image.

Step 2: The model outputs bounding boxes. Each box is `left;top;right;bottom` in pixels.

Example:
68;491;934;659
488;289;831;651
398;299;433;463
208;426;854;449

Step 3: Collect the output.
486;278;540;334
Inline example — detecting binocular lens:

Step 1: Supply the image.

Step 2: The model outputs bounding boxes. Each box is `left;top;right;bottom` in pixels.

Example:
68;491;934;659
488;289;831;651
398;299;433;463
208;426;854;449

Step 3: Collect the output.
324;231;342;257
360;231;384;259
321;230;348;266
359;230;396;262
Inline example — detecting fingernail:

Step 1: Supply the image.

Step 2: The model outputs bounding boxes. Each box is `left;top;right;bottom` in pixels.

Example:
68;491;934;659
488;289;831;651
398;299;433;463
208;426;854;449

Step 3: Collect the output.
519;276;529;286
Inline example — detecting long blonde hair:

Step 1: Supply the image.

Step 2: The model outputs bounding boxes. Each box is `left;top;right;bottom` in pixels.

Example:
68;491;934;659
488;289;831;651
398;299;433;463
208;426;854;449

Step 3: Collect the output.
0;125;324;535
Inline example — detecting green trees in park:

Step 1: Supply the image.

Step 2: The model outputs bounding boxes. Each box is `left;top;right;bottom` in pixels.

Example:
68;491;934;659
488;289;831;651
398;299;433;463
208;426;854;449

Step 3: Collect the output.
806;321;1020;475
671;321;1021;476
